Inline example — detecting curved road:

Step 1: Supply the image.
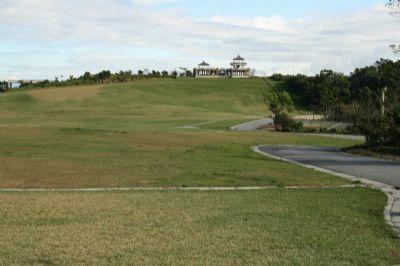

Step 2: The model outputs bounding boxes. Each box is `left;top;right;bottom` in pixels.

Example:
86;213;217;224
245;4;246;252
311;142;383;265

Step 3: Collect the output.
231;118;365;141
259;145;400;187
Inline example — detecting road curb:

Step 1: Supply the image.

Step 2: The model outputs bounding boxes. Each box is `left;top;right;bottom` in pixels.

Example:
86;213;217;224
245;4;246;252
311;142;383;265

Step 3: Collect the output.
252;145;400;237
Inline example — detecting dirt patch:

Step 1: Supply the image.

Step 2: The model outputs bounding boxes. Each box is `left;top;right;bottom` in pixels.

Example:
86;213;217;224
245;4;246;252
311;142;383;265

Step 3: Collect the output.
27;85;102;102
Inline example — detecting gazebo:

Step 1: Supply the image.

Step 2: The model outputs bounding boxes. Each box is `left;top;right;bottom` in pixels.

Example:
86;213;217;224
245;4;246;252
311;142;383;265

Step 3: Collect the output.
229;55;251;78
193;55;252;78
194;60;225;78
198;60;210;68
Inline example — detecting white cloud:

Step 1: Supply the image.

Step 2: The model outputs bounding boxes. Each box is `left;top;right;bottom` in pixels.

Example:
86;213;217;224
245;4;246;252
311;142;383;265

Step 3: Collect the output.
131;0;175;5
210;15;294;33
0;1;399;79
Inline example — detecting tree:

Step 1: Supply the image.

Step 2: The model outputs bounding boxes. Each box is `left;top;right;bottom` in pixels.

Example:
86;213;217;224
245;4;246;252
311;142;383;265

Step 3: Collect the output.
185;70;193;77
0;81;8;93
82;72;92;81
387;0;400;15
286;71;350;120
96;70;112;82
151;70;161;78
264;89;294;131
387;0;400;53
390;44;400;54
315;70;350;121
350;59;400;147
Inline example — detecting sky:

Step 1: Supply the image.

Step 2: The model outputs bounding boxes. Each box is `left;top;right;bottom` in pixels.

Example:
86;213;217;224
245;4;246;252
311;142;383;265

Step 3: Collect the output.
0;0;399;79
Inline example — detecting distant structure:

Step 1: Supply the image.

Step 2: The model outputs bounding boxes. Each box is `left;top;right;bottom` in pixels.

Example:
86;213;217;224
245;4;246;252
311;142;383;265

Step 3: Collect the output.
193;60;226;78
3;80;45;89
4;80;39;89
229;55;251;78
194;55;251;78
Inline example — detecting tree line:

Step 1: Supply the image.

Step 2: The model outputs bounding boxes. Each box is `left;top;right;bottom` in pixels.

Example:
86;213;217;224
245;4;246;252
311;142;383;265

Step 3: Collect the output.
269;59;400;148
0;81;8;93
13;69;183;89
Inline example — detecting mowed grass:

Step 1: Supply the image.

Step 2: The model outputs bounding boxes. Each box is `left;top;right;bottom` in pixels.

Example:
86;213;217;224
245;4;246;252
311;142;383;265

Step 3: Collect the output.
1;188;399;265
0;78;360;188
1;78;399;264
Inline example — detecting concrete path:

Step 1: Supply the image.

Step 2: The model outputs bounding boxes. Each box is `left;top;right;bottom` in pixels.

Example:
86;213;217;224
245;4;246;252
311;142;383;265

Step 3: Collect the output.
230;118;274;131
0;185;363;193
255;145;400;235
177;119;226;129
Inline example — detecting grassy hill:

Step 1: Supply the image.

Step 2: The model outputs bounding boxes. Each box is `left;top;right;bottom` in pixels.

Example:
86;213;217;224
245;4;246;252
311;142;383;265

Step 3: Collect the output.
0;78;357;188
1;78;267;130
1;78;399;265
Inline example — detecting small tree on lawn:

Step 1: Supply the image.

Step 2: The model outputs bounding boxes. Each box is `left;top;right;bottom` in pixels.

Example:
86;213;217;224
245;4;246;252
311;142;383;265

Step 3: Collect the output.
264;90;294;131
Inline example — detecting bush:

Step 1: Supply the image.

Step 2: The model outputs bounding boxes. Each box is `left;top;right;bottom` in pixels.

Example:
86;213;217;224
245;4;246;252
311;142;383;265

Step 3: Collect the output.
275;113;303;132
0;81;8;93
270;74;289;82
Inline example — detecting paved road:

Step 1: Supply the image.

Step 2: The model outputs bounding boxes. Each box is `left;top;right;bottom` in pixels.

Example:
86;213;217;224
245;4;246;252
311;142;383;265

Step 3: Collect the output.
230;118;274;131
259;145;400;187
231;119;365;141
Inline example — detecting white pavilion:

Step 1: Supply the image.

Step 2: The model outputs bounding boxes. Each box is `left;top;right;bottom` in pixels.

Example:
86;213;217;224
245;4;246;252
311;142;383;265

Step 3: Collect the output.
193;55;251;78
228;55;251;78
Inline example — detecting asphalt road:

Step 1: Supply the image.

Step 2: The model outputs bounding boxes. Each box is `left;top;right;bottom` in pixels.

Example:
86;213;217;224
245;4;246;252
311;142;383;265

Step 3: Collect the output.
259;145;400;187
231;119;365;141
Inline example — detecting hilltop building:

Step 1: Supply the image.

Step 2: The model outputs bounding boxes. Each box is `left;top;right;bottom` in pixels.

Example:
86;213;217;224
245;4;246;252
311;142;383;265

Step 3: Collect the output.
4;79;44;89
193;61;226;78
194;55;251;78
229;55;251;78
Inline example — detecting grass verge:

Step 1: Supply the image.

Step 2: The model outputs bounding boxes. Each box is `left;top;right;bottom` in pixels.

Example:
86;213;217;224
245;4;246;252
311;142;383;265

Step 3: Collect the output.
345;145;400;162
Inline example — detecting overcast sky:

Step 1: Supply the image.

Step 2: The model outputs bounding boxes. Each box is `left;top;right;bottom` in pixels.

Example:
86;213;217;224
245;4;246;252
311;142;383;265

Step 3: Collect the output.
0;0;399;79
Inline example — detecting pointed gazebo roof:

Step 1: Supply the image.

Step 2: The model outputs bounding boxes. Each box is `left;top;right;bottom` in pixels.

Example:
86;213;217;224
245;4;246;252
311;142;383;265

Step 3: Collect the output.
233;55;245;61
198;60;210;66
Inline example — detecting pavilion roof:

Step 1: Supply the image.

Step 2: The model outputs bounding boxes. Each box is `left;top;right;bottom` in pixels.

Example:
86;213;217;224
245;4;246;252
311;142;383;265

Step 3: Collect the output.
198;60;210;66
233;55;245;61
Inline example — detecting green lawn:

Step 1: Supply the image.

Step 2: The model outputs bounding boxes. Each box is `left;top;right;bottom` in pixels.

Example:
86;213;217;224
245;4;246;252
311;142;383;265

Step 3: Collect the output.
1;78;397;264
0;188;399;265
0;78;360;188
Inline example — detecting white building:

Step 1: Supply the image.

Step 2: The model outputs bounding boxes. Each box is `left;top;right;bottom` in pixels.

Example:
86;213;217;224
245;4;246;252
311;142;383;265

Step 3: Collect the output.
194;55;251;78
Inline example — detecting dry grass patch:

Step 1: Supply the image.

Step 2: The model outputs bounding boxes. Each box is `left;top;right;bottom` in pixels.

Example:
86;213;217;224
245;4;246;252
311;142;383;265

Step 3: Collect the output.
27;85;102;102
0;110;16;117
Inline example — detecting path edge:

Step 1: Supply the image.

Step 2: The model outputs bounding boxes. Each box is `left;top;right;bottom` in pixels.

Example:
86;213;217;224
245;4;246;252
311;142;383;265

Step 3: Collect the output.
252;145;400;237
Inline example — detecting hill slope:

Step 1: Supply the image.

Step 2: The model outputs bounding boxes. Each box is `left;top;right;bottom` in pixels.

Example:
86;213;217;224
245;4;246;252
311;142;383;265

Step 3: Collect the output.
0;78;358;188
